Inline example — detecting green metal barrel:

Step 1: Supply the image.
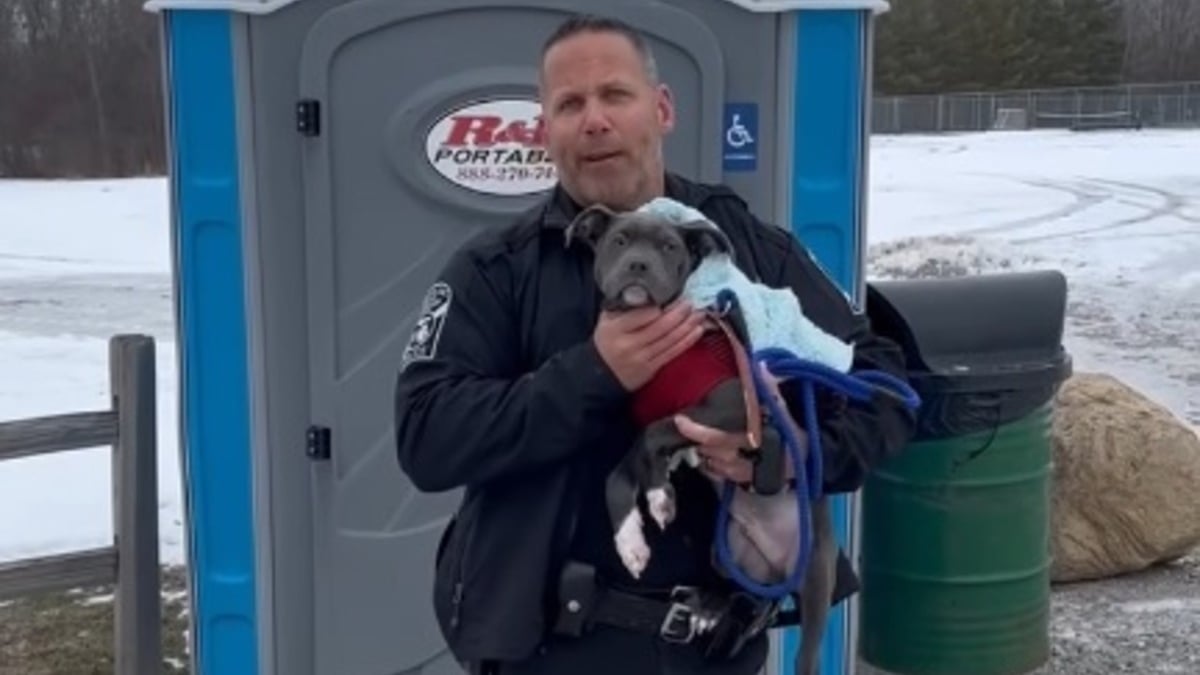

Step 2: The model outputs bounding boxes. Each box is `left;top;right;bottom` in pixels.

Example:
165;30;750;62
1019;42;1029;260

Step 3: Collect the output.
859;399;1055;675
858;270;1074;675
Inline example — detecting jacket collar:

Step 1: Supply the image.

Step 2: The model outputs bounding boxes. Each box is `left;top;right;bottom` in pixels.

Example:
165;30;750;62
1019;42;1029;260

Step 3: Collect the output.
541;172;719;229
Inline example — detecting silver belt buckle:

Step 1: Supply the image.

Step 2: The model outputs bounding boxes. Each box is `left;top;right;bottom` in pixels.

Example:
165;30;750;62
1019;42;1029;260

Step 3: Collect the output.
660;602;697;643
660;586;700;643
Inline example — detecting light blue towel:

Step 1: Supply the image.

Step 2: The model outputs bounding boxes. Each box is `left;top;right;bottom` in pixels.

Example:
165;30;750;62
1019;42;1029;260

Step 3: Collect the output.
635;197;854;373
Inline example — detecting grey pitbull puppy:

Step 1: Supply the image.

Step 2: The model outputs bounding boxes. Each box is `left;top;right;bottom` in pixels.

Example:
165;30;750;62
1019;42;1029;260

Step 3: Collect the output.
565;203;838;675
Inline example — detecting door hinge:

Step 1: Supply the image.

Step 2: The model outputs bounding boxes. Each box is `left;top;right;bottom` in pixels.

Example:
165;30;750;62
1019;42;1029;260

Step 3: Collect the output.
306;425;331;460
296;99;321;137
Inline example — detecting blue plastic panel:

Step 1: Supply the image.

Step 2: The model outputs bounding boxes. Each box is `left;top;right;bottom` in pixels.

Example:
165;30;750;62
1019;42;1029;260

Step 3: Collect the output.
164;10;259;675
778;9;867;675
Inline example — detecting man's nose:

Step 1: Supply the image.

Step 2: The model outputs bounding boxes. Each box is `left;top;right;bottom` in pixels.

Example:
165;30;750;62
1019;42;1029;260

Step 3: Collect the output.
582;101;611;134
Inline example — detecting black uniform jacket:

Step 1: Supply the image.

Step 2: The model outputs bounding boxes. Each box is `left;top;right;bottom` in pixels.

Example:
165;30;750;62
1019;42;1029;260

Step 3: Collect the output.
394;172;917;665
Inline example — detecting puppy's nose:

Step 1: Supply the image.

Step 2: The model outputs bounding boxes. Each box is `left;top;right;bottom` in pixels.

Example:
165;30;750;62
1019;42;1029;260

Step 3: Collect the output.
628;260;648;274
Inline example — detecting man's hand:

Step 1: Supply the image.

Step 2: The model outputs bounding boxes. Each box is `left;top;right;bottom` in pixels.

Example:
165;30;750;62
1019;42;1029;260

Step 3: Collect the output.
676;365;804;486
593;299;706;391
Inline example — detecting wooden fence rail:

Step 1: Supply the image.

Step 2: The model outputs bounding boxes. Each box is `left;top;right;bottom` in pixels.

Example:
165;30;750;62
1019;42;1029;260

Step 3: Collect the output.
0;333;162;674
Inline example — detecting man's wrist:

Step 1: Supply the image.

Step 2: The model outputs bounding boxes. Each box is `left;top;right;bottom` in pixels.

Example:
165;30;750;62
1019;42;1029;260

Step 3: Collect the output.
575;339;632;401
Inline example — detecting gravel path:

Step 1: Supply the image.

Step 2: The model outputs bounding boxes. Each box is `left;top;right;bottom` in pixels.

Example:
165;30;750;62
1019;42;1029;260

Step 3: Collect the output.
856;548;1200;675
1032;548;1200;675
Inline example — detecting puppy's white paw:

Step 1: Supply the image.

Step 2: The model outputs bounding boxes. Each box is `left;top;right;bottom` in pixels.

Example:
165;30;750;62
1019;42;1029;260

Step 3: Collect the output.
647;487;676;530
614;509;651;579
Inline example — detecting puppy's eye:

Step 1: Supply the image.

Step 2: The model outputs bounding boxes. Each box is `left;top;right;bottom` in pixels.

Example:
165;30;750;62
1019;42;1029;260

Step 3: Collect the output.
661;241;678;253
613;234;628;247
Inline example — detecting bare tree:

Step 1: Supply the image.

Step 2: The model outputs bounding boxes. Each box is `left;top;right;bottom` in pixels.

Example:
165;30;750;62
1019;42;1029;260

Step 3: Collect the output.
0;0;164;178
0;0;1196;178
1119;0;1200;82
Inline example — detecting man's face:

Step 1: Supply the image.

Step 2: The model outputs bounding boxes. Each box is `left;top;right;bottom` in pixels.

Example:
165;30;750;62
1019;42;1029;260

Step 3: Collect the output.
539;31;675;211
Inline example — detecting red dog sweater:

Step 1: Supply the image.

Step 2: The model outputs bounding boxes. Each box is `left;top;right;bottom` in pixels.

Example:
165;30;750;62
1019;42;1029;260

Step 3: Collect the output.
630;329;740;427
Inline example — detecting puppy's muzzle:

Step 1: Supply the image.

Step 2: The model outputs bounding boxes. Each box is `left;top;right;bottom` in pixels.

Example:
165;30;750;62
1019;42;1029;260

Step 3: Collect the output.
602;251;679;308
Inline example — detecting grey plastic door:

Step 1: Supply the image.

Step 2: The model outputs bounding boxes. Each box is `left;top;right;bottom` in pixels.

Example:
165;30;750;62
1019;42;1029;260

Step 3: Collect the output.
299;1;723;672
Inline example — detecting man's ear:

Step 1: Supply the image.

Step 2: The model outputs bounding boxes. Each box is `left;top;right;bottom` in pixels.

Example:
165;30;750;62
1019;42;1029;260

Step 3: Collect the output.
679;220;733;260
656;83;676;134
564;203;616;249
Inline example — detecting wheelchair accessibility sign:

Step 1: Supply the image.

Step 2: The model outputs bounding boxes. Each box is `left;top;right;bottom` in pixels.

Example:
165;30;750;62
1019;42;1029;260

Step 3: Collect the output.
722;102;757;172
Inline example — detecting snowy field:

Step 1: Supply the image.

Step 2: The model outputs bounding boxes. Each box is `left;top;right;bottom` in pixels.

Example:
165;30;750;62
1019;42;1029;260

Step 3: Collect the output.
0;128;1197;579
868;129;1199;429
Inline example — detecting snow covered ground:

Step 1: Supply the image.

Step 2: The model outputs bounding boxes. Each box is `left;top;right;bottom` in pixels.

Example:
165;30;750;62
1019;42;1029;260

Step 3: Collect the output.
0;177;183;564
867;129;1199;427
0;128;1196;577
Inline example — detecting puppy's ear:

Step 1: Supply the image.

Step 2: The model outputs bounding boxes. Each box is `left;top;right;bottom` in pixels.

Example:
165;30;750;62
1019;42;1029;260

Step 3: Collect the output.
564;204;616;249
679;220;734;260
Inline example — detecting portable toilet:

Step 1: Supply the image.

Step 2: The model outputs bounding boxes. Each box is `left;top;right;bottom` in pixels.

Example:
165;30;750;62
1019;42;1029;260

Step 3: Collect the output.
143;0;886;673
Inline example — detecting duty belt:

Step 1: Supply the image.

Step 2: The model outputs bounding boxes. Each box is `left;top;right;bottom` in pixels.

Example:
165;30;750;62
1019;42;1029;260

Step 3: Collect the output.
551;561;789;661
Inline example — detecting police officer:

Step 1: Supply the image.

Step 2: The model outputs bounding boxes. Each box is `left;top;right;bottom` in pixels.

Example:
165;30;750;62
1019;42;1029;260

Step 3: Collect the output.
395;13;916;675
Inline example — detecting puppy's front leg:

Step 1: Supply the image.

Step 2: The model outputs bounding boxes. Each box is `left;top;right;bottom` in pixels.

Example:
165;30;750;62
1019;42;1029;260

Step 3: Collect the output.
606;442;652;579
639;417;698;530
606;420;687;579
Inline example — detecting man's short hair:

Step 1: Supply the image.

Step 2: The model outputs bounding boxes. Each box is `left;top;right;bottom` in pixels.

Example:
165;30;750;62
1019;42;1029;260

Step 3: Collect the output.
540;13;659;83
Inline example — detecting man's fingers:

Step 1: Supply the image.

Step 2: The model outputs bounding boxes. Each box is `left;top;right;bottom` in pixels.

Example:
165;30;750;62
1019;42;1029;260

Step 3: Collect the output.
603;305;664;331
674;414;716;445
675;414;741;448
644;313;705;364
633;301;687;336
647;326;703;368
679;415;756;484
607;301;699;356
635;302;698;345
701;454;752;484
662;298;692;315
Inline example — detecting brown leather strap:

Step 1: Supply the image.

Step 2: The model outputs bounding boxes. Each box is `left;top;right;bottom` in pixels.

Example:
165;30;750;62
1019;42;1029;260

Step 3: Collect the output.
705;313;762;450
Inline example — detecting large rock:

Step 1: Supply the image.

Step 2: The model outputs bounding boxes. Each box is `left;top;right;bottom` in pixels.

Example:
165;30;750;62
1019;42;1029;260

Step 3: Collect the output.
1051;372;1200;582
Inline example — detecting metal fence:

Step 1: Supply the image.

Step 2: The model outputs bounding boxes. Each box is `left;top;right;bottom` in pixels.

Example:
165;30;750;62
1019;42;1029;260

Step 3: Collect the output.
872;81;1200;134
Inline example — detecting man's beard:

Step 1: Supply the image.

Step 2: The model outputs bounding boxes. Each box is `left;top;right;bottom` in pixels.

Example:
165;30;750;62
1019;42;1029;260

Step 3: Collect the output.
570;166;649;211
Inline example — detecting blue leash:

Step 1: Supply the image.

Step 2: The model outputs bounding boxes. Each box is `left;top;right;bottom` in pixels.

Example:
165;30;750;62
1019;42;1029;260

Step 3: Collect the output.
710;290;922;600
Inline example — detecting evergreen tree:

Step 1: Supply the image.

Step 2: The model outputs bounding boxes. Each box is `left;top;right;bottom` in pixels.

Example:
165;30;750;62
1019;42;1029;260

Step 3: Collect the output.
873;0;1128;94
1061;0;1125;85
874;0;947;94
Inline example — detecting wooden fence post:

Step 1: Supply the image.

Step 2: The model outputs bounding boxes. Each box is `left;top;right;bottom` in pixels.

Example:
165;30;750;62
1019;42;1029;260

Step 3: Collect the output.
110;334;161;674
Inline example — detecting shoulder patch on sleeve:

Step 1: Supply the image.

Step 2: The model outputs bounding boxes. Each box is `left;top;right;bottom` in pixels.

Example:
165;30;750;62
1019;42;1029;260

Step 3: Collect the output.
401;281;453;370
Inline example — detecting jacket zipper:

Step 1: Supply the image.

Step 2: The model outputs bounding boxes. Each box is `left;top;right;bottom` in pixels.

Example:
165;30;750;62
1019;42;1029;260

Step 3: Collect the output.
447;505;478;633
449;581;465;630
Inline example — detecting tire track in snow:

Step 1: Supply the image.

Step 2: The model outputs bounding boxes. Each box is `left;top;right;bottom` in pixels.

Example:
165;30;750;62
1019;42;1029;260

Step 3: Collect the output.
0;273;173;339
952;175;1197;244
958;177;1111;236
1014;179;1195;244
